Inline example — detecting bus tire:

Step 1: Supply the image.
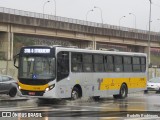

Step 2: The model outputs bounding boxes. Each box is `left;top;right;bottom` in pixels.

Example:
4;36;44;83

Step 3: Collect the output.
119;84;128;99
113;84;128;99
71;87;80;100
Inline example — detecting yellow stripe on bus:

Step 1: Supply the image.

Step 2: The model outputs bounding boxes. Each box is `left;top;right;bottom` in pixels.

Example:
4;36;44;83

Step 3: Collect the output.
100;77;146;90
18;82;49;91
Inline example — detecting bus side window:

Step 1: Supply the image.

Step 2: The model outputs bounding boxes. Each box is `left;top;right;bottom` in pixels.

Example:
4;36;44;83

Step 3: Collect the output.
133;57;141;72
105;55;114;72
123;56;132;72
57;51;69;81
114;56;123;72
141;57;146;72
94;55;104;72
71;53;82;72
82;54;93;72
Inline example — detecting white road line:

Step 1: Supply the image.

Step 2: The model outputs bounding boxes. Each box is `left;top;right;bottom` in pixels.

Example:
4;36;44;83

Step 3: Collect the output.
62;104;147;111
65;103;114;109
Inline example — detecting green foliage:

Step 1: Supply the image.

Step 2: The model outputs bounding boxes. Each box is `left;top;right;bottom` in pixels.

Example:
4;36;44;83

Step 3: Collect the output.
13;35;35;55
14;36;35;47
151;54;160;65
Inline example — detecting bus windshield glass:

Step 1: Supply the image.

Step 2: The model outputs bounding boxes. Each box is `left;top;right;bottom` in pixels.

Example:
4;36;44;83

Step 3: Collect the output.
19;56;55;79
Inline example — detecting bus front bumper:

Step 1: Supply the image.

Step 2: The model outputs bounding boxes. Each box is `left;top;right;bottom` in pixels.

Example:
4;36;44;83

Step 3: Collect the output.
18;88;57;99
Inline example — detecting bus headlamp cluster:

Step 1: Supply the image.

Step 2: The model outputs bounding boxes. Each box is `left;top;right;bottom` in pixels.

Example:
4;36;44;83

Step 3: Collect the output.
45;84;55;92
45;88;49;92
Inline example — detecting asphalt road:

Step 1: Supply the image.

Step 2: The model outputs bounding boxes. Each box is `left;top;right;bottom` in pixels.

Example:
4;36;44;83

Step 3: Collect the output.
0;91;160;120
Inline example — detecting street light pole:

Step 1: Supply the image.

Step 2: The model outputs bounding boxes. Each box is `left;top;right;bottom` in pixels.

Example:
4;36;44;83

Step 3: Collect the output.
157;19;160;32
43;1;50;16
94;6;103;24
85;9;94;49
53;0;56;16
86;9;93;21
148;0;152;65
93;6;103;50
119;16;126;29
129;13;136;29
147;0;152;80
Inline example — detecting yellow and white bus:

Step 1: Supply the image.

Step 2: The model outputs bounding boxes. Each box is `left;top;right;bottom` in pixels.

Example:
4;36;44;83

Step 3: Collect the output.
14;45;147;100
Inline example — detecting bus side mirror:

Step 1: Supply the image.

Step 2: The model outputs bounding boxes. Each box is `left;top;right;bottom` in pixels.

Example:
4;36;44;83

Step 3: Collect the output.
14;54;19;69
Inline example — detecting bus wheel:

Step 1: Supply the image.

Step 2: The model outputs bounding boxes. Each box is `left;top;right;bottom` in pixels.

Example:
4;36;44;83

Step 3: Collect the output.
71;87;80;100
119;84;128;99
113;84;127;99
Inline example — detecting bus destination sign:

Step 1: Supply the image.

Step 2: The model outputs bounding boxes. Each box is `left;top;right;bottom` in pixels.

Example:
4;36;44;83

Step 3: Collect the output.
24;48;50;54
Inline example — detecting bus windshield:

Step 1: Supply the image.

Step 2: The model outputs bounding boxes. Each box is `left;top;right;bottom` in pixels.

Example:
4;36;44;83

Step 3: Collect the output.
19;56;55;79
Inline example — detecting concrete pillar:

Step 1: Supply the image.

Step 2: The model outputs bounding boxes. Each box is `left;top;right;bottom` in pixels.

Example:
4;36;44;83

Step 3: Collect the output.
144;46;148;54
0;32;13;60
10;32;14;60
92;40;94;50
0;32;9;60
92;35;96;50
94;40;97;50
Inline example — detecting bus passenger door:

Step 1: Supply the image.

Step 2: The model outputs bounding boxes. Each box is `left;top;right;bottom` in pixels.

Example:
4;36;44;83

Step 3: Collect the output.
57;51;69;81
57;51;70;98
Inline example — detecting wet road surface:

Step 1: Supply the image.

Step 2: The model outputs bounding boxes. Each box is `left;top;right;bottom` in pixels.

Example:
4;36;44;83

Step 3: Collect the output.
0;92;160;120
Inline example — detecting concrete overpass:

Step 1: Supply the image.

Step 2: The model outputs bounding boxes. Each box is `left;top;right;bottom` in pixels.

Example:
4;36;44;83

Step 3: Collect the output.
0;7;160;61
0;7;160;78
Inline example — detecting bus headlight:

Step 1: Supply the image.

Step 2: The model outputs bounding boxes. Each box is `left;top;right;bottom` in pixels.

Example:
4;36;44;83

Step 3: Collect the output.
49;84;55;90
45;88;49;92
45;84;55;92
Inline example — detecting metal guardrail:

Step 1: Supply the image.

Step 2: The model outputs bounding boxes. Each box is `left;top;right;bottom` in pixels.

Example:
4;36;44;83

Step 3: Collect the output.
0;6;159;36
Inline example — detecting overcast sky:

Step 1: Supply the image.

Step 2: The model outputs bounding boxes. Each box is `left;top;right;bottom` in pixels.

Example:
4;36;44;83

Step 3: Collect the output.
0;0;160;32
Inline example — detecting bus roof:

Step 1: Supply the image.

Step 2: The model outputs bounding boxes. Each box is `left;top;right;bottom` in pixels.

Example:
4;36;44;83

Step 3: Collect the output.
55;46;147;57
21;45;147;57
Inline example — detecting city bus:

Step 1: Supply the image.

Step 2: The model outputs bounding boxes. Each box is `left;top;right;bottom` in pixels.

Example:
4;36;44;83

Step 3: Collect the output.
14;45;147;100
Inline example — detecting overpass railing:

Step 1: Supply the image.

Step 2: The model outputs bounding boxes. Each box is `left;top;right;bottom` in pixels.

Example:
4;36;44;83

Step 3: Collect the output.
0;6;157;35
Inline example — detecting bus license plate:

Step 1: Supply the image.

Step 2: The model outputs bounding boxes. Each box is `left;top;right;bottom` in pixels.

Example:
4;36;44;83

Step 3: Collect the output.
28;92;35;95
